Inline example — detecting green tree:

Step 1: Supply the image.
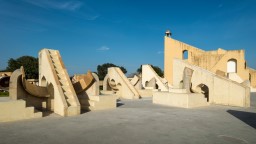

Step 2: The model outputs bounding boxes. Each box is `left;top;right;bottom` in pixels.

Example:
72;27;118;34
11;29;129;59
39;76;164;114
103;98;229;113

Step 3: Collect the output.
97;63;127;80
137;65;164;77
5;56;38;79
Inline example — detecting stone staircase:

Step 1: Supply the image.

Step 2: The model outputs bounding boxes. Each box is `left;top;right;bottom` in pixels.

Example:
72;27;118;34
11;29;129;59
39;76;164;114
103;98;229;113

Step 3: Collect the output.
48;50;80;116
0;99;42;122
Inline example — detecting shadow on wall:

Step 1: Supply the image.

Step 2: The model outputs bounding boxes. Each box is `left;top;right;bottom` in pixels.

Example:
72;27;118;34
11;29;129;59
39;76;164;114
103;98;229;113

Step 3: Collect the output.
227;110;256;129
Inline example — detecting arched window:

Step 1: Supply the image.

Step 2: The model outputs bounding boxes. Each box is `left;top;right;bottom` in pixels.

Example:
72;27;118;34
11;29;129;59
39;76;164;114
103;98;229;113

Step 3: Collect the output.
244;61;247;69
249;73;251;82
183;50;188;60
227;59;237;73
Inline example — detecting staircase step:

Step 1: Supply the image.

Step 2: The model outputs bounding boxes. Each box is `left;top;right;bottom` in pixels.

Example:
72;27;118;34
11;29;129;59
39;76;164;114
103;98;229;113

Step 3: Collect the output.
57;73;66;79
34;110;43;118
67;106;80;116
55;69;65;75
62;85;72;92
25;107;35;117
59;79;69;86
66;98;76;106
64;93;73;99
64;91;72;96
55;70;65;75
53;63;62;68
52;59;61;64
51;58;59;62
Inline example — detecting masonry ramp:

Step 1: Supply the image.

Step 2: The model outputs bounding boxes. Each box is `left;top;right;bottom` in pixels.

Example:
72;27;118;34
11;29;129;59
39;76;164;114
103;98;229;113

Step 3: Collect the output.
107;67;140;99
142;65;168;91
39;49;80;116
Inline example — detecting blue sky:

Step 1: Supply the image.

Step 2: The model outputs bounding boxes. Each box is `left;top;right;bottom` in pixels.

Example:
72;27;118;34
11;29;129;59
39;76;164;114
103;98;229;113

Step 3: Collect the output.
0;0;255;75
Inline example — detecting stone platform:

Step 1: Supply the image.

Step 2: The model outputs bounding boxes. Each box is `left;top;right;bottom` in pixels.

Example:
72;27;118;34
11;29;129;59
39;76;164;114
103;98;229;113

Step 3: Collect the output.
153;91;209;108
0;96;255;144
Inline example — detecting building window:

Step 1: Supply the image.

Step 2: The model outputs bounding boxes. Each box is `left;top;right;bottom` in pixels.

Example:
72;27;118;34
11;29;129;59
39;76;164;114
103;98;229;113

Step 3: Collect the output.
183;50;188;60
227;59;237;73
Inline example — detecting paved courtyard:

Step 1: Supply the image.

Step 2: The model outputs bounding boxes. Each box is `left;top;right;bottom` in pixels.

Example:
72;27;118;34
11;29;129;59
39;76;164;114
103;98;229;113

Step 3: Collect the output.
0;93;255;144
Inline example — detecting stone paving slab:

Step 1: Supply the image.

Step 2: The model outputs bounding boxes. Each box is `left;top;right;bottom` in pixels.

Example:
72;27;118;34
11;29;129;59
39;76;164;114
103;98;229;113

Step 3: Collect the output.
0;96;255;144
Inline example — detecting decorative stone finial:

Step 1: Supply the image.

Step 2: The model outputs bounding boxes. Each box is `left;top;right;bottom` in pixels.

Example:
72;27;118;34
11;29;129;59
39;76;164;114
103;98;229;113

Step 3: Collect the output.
165;30;172;37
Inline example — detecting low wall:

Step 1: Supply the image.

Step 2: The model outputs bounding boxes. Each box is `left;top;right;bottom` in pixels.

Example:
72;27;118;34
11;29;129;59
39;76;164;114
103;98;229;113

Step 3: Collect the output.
153;92;208;108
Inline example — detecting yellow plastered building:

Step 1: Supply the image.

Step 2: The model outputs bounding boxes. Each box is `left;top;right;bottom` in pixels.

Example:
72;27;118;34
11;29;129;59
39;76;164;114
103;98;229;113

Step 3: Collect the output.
164;31;256;88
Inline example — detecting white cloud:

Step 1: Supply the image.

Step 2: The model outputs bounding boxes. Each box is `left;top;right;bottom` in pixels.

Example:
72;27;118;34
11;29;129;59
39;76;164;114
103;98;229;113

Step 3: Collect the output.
24;0;83;11
58;1;83;11
97;46;110;51
23;0;99;21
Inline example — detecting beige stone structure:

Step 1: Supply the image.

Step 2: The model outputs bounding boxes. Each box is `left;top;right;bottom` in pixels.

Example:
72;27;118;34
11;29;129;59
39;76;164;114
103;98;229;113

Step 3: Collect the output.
9;67;49;109
172;59;250;107
103;67;141;99
0;99;42;122
1;48;116;122
102;65;172;98
38;49;80;116
141;65;168;91
153;92;208;108
164;32;256;88
153;64;209;108
156;32;252;108
72;72;116;111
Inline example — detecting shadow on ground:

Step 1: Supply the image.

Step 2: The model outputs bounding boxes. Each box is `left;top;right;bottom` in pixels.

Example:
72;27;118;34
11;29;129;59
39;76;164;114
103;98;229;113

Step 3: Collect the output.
116;99;124;107
227;110;256;129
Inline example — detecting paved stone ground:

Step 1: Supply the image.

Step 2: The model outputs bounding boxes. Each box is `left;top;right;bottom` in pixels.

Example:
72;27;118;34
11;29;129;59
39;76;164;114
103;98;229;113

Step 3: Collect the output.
0;93;255;144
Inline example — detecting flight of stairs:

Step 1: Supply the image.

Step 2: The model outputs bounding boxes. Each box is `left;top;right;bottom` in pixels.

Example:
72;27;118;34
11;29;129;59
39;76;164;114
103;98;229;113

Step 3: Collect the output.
0;100;42;122
48;50;79;116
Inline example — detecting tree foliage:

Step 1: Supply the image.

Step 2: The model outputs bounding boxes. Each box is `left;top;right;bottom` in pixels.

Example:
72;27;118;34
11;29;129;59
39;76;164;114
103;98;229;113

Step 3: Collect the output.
97;63;127;80
5;56;38;79
137;65;164;77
